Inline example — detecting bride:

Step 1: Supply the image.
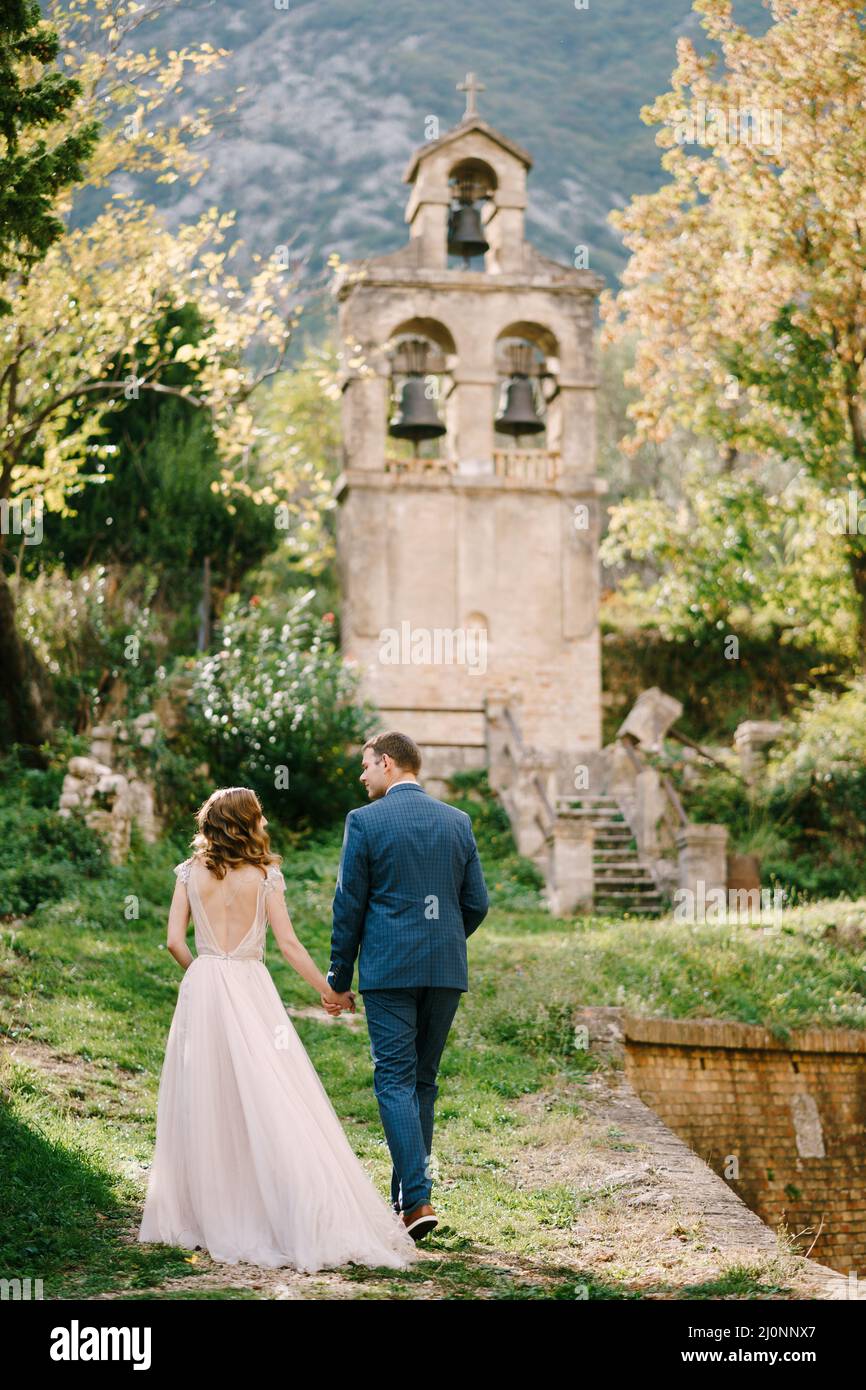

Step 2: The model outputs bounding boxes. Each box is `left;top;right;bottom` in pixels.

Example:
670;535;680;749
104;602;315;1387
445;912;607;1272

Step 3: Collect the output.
137;785;419;1273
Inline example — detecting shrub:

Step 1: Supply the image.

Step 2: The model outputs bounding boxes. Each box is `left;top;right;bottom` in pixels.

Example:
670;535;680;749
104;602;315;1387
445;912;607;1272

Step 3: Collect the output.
184;589;376;829
142;723;215;839
0;748;109;917
670;679;866;901
670;765;753;838
15;564;161;729
764;676;866;798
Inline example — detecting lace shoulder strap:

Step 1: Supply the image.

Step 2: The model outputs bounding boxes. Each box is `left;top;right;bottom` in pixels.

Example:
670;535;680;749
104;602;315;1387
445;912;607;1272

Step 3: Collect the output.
174;858;193;885
263;862;286;895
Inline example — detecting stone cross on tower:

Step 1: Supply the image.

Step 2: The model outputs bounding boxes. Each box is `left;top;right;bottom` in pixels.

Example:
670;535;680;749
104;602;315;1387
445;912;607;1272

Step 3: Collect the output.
457;71;485;120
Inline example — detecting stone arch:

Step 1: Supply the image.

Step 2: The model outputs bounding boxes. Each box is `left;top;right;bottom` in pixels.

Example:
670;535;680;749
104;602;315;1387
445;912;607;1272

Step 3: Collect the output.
447;157;498;197
496;320;560;360
383;316;457;358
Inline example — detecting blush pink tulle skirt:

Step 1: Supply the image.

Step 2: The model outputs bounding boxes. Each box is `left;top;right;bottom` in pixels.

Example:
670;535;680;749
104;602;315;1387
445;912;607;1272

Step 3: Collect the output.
138;954;419;1273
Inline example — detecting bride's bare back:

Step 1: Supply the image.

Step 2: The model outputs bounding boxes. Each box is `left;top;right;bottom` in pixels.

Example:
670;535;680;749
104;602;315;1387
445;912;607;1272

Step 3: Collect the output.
191;860;268;955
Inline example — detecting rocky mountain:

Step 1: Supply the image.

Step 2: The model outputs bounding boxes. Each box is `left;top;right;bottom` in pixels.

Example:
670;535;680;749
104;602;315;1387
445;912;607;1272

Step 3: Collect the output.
130;0;767;289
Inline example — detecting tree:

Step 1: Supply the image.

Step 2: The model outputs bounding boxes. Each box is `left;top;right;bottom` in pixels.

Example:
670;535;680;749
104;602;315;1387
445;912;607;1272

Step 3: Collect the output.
0;0;99;315
31;307;280;601
0;196;296;751
601;0;866;661
244;341;341;593
0;2;324;752
600;458;858;659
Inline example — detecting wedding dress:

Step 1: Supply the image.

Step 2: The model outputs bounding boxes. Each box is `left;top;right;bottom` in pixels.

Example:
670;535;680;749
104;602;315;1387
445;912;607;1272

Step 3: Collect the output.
138;857;419;1272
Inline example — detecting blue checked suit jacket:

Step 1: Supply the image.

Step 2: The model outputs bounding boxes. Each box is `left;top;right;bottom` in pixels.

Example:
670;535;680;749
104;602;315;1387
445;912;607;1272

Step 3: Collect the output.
327;781;489;994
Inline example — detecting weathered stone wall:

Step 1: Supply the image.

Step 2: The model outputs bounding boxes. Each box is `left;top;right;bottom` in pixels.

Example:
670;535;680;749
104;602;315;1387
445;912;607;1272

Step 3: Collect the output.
623;1015;866;1276
335;468;602;784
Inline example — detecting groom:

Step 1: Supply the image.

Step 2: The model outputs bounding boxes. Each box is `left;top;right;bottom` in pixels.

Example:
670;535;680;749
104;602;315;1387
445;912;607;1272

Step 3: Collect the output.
323;730;489;1240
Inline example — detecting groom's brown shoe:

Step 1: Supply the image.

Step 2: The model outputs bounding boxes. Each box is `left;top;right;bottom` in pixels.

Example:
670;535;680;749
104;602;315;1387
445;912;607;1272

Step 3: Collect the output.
402;1203;438;1241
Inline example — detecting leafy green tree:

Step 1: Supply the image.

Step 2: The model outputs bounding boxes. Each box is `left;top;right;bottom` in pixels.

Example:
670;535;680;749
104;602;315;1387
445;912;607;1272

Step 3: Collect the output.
600;458;858;660
0;0;99;314
238;341;340;614
32;306;279;629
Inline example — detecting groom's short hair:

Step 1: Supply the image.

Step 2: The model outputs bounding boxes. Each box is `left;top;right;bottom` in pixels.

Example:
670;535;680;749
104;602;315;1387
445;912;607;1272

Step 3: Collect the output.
363;730;422;773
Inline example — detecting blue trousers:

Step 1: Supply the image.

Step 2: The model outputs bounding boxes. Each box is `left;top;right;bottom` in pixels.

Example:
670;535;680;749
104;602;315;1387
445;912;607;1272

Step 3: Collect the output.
362;986;463;1214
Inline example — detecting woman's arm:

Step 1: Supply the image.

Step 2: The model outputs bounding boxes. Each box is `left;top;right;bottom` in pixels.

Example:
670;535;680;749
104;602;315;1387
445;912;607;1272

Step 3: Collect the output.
167;877;195;971
266;884;355;1010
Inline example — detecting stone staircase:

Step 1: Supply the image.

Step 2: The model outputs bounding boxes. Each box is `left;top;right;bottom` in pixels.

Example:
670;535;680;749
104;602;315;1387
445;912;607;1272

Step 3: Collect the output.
485;690;735;918
556;793;664;916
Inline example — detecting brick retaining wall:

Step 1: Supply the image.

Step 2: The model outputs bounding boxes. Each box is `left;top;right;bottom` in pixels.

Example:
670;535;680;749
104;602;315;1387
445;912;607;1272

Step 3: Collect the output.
622;1015;866;1275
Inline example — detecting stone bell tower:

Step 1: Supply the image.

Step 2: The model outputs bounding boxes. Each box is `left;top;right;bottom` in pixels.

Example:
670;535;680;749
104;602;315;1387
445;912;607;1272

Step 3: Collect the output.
334;75;606;797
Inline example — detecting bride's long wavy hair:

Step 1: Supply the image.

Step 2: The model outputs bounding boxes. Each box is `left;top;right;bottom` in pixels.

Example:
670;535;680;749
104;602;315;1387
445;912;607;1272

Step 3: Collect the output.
191;787;280;880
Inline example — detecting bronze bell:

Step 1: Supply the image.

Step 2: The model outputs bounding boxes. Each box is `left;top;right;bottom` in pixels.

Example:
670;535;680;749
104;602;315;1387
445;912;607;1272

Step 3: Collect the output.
388;376;447;442
447;201;489;261
495;376;545;436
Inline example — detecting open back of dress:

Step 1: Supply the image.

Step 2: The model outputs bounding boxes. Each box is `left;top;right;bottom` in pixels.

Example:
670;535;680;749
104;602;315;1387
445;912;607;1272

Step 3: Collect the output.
187;860;270;958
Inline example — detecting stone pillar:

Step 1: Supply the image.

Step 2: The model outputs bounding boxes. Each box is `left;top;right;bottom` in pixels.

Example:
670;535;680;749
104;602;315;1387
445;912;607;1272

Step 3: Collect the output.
604;738;638;827
484;201;526;273
406;196;449;269
507;753;557;861
341;371;388;470
547;816;594;916
454;377;495;471
676;823;728;897
635;766;666;859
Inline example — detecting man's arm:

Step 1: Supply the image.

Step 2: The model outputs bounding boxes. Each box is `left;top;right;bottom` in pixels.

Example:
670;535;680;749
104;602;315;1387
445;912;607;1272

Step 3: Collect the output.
459;817;489;938
327;811;370;993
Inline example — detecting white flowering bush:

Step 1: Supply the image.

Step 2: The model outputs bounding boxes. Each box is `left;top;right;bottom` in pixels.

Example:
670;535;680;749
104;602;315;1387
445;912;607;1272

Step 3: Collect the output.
188;589;376;828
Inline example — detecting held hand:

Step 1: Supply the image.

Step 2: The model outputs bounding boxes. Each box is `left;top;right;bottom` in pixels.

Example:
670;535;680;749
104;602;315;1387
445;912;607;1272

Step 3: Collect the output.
320;987;356;1016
